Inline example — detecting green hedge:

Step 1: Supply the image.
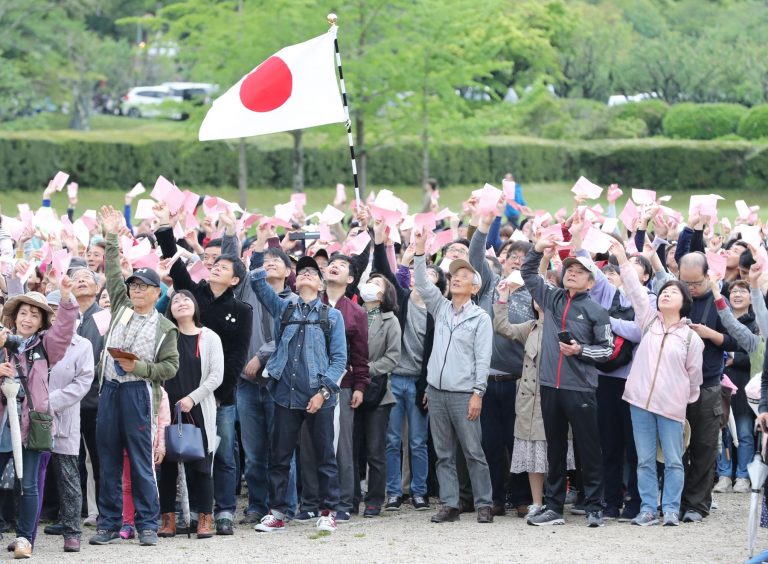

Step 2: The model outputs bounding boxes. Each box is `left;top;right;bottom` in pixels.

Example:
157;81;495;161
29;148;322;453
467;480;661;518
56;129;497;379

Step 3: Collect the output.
610;100;669;136
662;103;748;140
0;136;763;192
738;105;768;140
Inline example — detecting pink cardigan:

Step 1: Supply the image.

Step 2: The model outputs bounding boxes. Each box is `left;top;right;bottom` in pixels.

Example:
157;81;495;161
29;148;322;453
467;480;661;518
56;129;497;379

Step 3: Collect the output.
620;262;704;423
154;388;171;456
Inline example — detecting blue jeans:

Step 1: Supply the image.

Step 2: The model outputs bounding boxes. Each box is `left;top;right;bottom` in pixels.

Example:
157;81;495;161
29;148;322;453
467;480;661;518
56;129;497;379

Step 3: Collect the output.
385;374;429;497
213;404;236;521
96;380;159;532
237;380;297;518
631;405;684;514
717;412;756;479
0;449;41;542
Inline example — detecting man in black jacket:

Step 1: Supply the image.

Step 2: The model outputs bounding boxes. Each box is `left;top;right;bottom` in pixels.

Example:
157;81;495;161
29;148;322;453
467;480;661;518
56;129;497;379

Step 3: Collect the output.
521;236;613;528
154;204;253;535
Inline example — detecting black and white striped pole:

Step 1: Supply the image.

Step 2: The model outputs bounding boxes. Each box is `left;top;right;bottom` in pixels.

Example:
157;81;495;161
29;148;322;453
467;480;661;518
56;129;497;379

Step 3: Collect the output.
328;13;361;209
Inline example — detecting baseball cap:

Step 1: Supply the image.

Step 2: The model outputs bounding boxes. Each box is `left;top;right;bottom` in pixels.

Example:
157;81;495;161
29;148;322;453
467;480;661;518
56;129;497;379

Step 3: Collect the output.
448;259;482;286
562;256;598;277
45;290;62;306
296;256;323;279
126;267;161;287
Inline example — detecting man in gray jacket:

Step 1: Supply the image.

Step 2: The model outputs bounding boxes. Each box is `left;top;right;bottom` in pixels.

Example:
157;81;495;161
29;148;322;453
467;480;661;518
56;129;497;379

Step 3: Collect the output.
412;228;494;524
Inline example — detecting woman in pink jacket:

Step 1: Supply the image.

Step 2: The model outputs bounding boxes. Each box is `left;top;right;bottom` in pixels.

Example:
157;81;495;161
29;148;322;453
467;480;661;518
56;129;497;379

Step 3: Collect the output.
610;241;704;528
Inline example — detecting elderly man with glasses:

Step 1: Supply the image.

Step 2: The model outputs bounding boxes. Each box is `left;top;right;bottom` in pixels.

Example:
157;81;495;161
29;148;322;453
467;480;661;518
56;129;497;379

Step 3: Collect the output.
89;207;179;548
248;223;348;534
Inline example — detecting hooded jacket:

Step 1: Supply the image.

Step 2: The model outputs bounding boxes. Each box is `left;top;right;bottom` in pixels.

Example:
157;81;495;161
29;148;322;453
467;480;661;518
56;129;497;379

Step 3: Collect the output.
521;249;614;392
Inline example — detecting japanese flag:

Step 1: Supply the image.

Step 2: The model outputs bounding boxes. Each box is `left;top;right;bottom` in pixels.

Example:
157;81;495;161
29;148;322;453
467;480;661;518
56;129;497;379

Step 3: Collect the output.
199;30;346;141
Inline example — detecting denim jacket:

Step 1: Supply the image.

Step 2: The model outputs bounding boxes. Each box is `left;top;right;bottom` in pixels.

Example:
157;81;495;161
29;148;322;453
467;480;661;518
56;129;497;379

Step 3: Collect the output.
250;253;347;405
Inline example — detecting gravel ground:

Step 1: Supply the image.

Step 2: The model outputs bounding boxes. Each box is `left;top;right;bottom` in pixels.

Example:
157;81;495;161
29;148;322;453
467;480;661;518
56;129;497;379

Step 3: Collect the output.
24;493;766;562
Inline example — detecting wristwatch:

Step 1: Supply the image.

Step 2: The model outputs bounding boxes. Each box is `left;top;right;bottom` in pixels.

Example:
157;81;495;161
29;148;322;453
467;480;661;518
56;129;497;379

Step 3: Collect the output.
319;387;331;401
473;389;485;398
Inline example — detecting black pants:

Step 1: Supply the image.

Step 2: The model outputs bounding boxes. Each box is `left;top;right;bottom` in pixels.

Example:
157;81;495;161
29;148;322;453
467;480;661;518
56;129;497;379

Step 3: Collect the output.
79;409;99;516
353;405;391;507
597;376;639;511
159;458;214;515
682;385;722;517
540;386;604;514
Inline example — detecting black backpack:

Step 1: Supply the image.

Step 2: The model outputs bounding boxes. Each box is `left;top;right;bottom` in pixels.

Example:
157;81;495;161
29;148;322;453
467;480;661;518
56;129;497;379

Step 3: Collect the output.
595;290;637;373
278;302;331;355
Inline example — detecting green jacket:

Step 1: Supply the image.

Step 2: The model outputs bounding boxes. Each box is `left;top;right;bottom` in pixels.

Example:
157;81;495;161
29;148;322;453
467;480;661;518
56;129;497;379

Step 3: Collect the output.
100;233;179;412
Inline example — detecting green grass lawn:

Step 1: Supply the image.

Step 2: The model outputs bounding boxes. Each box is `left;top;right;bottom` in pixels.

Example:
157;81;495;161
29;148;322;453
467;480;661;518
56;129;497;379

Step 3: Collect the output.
1;183;765;223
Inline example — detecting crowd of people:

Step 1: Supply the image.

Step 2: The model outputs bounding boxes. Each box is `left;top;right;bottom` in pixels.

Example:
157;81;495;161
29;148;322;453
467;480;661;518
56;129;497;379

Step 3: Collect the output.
0;172;766;558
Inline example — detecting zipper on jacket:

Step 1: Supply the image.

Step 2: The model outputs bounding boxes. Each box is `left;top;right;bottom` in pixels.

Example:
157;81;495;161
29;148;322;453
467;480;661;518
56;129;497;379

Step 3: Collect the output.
437;313;476;389
645;332;668;410
556;294;574;389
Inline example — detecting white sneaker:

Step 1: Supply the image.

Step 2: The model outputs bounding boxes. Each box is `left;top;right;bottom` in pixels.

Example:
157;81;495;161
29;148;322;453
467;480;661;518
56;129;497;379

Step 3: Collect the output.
83;514;98;527
733;477;751;493
13;537;31;559
316;511;336;532
526;504;542;518
254;513;286;532
712;476;732;493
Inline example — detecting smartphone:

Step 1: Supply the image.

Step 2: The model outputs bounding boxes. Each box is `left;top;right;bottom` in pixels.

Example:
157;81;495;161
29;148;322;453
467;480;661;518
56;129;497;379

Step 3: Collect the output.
557;330;574;344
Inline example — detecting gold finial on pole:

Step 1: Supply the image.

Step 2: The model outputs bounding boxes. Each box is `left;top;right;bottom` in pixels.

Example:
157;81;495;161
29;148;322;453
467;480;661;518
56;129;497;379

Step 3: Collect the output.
327;12;338;26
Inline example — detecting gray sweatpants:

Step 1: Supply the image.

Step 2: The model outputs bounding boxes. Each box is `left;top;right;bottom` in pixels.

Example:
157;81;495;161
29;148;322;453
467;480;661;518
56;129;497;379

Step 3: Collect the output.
427;386;492;510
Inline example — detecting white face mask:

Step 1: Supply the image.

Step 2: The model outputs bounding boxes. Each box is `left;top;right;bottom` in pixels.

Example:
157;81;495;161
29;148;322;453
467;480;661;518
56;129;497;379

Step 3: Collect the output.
359;282;382;303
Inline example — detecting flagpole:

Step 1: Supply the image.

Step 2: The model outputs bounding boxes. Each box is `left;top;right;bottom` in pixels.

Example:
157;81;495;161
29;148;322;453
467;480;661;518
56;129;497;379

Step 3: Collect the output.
327;13;361;208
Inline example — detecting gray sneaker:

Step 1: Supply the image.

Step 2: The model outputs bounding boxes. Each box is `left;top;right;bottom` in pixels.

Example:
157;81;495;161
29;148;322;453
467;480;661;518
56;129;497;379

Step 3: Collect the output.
586;511;604;527
139;530;158;546
682;510;703;523
663;511;679;526
631;511;659;526
88;530;121;545
527;508;565;526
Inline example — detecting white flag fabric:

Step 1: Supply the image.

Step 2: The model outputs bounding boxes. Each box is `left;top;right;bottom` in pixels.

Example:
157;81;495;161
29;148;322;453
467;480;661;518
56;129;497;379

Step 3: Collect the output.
199;30;345;141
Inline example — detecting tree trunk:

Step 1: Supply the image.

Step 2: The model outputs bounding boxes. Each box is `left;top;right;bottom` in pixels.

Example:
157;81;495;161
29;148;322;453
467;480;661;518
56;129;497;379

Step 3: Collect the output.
68;86;91;131
238;138;247;209
354;114;366;200
292;129;304;193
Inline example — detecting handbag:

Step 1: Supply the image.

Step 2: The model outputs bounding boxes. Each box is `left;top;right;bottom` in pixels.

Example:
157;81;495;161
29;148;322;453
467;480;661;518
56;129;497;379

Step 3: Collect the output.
165;403;205;463
14;352;53;452
361;374;389;410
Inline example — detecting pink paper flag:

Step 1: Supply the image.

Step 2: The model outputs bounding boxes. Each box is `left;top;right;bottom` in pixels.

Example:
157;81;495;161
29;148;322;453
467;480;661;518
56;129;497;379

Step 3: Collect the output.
181;190;200;215
67;182;78;199
132;252;160;270
601;218;619;233
739;225;763;249
127;183;146;198
414;212;436;231
134;199;156;220
319;205;345;225
473;183;503;214
72;219;90;248
632;189;656;206
660;206;683;224
486;246;497;258
80;210;98;231
51;171;69;191
689;194;723;218
126;238;152;263
539;223;564;241
120;236;135;257
428;229;455;255
705;251;728;278
619;199;639;229
50;249;72;283
582;228;614;254
185;213;200;230
342;231;371;256
435;208;457;221
291;193;307;213
369;204;402;227
19;209;34;227
721;217;732;231
60;215;74;236
755;247;768;270
607;184;623;202
736;200;751;220
262;217;293;229
571;176;603;200
2;216;23;240
274;202;296;223
18;261;36;284
173;222;186;240
17;204;30;215
38;243;52;265
335;183;346;202
202;197;219;218
503;180;521;209
151;176;185;214
92;309;112;336
241;213;261;230
326;242;342;256
188;261;210;283
319;225;334;241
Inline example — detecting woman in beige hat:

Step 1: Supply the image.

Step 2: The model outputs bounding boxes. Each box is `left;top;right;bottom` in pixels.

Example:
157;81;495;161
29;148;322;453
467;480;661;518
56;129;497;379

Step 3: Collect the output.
0;276;78;559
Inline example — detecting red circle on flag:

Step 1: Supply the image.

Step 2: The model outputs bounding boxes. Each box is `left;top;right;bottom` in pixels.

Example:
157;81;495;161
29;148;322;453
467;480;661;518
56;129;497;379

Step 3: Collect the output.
239;56;293;112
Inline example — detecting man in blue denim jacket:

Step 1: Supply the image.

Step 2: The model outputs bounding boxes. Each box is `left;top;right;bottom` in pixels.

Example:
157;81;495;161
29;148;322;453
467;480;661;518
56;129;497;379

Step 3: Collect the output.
248;224;348;534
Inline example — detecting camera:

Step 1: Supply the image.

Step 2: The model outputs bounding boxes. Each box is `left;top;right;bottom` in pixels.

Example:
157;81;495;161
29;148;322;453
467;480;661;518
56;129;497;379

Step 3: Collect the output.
288;231;321;241
0;326;23;354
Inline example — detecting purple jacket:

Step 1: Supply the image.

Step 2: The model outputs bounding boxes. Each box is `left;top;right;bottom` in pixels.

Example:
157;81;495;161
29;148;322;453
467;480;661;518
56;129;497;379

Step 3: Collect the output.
49;335;94;455
1;298;78;444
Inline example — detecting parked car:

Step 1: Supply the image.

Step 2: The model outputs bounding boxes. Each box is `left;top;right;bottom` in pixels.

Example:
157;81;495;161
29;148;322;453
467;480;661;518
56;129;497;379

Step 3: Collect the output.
119;85;183;118
162;82;219;103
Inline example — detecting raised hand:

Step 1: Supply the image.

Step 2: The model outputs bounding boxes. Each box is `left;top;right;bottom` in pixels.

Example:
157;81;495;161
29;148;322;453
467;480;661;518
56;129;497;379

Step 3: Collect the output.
100;205;124;233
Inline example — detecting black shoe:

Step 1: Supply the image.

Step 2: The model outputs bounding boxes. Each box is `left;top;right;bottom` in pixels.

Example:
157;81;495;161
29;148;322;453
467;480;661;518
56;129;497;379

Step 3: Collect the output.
384;496;402;511
459;500;475;513
44;522;66;536
603;506;620;520
527;508;565;526
238;513;263;525
431;506;460;523
363;505;381;518
216;518;234;535
139;530;158;546
587;511;604;528
570;502;586;515
89;530;121;545
619;503;640;522
412;496;430;511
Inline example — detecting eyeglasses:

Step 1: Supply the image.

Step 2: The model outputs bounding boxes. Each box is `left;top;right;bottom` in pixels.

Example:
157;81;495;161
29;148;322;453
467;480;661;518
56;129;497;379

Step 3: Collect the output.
447;246;469;256
297;268;320;278
682;278;707;288
128;282;151;291
729;287;750;295
507;254;525;263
